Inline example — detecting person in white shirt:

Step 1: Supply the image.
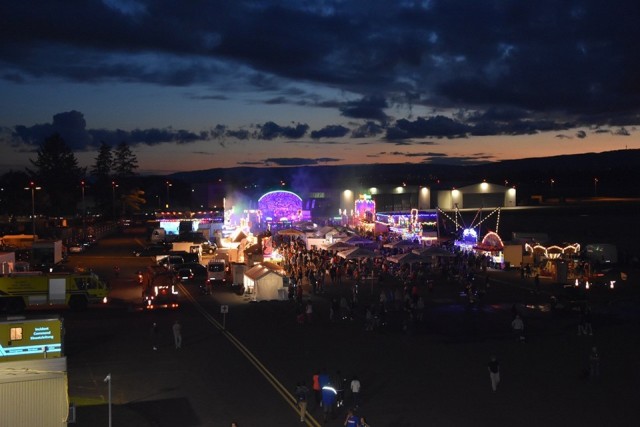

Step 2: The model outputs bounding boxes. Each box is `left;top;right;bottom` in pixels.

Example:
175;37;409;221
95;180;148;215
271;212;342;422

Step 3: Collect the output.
350;376;361;408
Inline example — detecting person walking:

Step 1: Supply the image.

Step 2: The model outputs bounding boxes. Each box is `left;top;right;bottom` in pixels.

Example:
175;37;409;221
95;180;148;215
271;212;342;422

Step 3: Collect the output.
334;370;346;408
295;381;309;422
350;376;361;408
511;314;525;342
488;356;500;392
321;380;338;423
172;320;182;350
312;370;322;411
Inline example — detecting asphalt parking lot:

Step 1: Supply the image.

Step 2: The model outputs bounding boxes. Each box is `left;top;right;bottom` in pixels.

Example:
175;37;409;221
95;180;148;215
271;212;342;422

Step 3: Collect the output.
64;244;640;427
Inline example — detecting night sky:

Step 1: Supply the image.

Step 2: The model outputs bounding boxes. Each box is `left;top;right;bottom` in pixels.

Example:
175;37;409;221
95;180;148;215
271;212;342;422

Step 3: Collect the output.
1;0;639;174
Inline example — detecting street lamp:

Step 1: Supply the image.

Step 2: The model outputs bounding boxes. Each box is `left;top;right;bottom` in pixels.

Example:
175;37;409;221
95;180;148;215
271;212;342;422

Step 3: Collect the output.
104;373;112;427
24;181;41;240
81;180;86;237
594;177;598;196
165;181;172;209
111;181;118;220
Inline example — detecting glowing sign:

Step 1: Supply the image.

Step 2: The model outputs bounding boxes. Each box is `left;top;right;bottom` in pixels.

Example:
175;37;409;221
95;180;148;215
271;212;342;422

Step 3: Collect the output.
0;318;62;360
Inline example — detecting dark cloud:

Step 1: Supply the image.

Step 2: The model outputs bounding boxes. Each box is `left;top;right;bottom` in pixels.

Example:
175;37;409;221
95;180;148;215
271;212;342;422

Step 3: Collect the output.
340;96;389;122
613;127;631;136
422;155;494;166
13;110;93;150
237;161;264;166
3;1;640;139
386;116;471;140
226;129;250;140
310;125;350;139
351;121;385;138
11;111;204;149
390;151;448;158
256;122;309;140
263;157;340;166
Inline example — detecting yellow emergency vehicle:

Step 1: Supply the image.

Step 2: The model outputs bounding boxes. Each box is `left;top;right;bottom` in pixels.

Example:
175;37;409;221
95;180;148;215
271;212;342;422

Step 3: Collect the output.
0;272;108;313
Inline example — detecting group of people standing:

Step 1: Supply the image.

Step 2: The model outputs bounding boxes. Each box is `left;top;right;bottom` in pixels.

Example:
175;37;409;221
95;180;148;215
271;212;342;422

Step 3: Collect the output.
295;370;366;424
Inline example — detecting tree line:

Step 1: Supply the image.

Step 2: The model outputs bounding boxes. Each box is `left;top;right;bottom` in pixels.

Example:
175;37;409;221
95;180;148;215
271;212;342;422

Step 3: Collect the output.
0;134;145;219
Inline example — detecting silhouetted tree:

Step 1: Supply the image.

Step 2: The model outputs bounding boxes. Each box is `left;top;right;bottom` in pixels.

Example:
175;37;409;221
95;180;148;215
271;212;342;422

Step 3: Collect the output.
112;142;138;179
28;134;85;216
90;141;114;215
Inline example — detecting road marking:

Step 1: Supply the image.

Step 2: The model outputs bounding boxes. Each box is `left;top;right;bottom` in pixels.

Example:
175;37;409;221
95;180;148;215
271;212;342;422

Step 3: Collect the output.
179;284;321;426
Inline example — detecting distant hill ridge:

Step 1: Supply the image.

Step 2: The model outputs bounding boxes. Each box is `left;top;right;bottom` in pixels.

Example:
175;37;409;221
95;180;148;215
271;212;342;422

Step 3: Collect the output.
169;149;640;197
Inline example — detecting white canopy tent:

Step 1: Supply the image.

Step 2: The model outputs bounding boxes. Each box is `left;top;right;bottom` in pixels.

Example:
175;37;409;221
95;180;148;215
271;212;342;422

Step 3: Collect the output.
387;252;430;265
324;241;355;251
343;235;373;245
337;247;377;260
384;240;421;249
413;246;455;258
244;262;286;301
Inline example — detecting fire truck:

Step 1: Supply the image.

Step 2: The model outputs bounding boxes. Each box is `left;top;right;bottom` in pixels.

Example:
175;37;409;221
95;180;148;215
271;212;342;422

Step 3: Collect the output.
143;266;179;309
0;271;109;313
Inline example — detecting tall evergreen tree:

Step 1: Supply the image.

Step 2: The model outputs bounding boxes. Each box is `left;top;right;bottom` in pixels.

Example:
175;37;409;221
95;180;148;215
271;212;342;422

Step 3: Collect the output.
112;142;138;179
90;141;114;215
91;141;113;181
28;133;85;216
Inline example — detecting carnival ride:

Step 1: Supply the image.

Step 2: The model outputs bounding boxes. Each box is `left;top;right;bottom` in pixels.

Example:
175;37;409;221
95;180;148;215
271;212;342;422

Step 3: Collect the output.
437;206;503;250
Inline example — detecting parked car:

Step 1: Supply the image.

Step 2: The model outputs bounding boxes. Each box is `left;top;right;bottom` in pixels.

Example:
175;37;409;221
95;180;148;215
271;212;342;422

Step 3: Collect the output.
68;242;84;253
175;262;207;279
176;267;194;282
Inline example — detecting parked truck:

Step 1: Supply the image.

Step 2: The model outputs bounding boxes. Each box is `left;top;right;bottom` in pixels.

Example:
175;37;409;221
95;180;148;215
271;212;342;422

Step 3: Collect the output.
171;241;203;261
0;271;109;313
502;243;532;269
31;240;65;270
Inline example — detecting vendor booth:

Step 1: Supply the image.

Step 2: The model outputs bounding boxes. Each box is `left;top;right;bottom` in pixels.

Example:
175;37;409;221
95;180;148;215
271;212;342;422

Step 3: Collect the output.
243;262;286;301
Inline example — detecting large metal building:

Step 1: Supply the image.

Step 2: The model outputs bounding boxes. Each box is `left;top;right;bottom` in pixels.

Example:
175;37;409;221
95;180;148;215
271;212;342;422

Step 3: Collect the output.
437;182;516;209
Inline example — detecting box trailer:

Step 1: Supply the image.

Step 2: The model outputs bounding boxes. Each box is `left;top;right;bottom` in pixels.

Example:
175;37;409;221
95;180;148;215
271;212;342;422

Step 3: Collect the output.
31;240;65;269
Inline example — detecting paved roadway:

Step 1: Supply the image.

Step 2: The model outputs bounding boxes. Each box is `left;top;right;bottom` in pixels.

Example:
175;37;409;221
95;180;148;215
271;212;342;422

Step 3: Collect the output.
62;229;640;426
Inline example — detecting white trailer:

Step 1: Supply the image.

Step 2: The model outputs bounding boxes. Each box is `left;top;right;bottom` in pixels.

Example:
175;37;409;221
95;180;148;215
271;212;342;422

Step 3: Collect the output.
31;240;64;268
171;242;202;261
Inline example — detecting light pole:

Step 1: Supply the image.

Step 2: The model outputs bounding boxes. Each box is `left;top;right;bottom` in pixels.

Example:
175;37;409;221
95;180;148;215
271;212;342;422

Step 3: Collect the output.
104;373;112;427
594;177;598;196
165;181;172;209
81;180;86;237
24;181;41;240
111;181;118;220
